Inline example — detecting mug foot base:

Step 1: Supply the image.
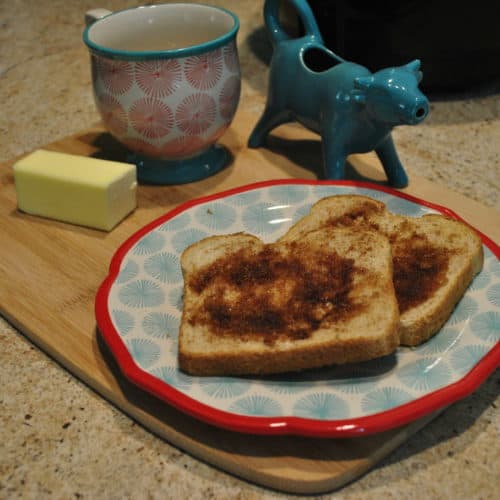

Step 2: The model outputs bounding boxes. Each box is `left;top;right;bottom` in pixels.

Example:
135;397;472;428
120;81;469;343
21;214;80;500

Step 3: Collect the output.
129;144;229;185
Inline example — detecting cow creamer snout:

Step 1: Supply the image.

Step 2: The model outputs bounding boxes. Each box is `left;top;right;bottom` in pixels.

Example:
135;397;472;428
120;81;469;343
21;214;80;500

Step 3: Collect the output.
413;97;429;123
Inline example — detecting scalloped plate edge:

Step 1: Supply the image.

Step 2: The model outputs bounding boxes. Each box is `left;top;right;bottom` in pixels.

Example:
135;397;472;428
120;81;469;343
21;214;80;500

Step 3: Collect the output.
95;179;500;437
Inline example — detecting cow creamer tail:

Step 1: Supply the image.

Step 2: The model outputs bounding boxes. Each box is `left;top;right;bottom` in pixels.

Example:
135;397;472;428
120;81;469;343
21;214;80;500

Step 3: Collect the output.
264;0;324;45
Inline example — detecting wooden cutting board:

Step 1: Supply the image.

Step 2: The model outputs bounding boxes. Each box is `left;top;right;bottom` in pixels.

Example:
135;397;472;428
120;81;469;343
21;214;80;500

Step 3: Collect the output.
1;111;498;494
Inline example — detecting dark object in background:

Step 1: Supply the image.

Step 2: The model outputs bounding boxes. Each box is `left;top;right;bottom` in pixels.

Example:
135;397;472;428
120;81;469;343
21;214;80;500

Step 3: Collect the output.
306;0;500;93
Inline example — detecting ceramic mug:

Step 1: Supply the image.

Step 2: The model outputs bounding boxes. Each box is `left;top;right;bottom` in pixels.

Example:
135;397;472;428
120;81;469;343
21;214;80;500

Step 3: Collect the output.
83;3;241;184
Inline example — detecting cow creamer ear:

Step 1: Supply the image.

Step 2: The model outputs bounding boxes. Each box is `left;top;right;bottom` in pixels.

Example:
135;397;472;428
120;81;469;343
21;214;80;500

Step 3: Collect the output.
415;70;423;83
353;76;374;90
405;59;421;73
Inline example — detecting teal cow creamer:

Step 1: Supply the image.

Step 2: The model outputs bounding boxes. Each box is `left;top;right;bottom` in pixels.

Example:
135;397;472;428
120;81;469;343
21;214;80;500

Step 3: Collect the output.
248;0;429;188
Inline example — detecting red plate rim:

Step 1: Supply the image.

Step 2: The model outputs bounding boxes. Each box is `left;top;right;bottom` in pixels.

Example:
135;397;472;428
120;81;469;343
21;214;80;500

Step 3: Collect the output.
95;179;500;438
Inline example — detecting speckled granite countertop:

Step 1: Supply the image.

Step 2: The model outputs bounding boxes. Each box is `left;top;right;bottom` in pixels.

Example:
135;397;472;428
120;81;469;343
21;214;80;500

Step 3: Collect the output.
1;1;499;498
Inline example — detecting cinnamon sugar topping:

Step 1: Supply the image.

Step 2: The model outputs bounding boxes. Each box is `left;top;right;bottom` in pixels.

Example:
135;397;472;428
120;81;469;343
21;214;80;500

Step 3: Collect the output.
392;234;451;313
188;243;361;344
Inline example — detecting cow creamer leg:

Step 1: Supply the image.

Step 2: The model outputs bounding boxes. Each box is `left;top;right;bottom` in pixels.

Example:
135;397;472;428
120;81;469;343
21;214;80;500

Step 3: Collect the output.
248;108;293;148
321;133;348;180
375;135;409;188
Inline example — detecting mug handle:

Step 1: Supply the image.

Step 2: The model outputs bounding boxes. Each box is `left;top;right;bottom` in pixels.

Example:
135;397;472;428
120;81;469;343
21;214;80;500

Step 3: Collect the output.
85;8;112;27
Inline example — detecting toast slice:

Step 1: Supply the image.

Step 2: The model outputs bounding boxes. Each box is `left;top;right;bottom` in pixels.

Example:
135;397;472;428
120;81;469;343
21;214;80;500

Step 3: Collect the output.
178;227;399;376
280;195;484;346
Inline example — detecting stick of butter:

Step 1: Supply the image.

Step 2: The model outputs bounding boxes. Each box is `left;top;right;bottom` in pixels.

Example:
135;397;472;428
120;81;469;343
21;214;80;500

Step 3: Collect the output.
13;150;137;231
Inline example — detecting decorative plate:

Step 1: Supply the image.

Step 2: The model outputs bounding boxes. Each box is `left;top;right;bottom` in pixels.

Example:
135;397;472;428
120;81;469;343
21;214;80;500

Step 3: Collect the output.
95;180;500;437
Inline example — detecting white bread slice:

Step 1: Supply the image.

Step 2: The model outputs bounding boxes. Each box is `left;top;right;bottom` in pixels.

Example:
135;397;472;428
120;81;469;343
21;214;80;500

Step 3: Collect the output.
178;227;399;376
280;195;484;346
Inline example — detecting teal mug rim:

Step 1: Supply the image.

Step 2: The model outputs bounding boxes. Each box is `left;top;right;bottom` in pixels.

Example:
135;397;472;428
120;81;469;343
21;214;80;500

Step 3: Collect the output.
83;3;240;61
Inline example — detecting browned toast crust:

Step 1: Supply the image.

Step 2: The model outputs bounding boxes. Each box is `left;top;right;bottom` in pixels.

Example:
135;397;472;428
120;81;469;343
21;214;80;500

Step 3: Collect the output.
179;331;399;376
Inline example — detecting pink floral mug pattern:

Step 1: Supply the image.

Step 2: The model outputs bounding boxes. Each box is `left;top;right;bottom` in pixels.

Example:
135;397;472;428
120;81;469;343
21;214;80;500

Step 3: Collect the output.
84;4;240;184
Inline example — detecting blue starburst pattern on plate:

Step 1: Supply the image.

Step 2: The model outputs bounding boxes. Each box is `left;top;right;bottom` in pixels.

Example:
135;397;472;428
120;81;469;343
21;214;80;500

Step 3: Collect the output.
470;311;500;342
385;197;427;216
171;228;208;253
194;202;237;231
159;211;191;231
151;366;193;391
356;188;389;200
314;185;354;198
226;190;261;206
144;252;182;284
126;338;160;369
116;260;139;284
241;202;289;235
118;280;165;308
418;326;463;355
169;338;179;357
485;248;500;277
111;309;135;335
397;358;452;391
132;232;165;255
329;376;379;394
267;184;310;204
469;270;491;291
293;393;349;420
168;286;183;311
198;378;249;398
447;296;479;325
229;395;282;416
493;262;500;278
264;378;312;394
449;345;489;376
104;182;500;428
486;283;500;307
361;387;413;414
293;203;313;223
142;312;179;339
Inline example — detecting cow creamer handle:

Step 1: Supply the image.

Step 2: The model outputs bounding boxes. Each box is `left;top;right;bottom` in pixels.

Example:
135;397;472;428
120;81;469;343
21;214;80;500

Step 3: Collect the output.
264;0;324;44
249;0;430;188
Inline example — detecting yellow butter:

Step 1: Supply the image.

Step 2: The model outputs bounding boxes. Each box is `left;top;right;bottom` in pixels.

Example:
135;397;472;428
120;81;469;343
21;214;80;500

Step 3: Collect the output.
13;150;137;231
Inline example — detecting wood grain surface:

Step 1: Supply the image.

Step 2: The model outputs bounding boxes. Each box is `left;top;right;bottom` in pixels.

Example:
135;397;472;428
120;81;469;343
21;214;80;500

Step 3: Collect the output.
0;111;498;494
